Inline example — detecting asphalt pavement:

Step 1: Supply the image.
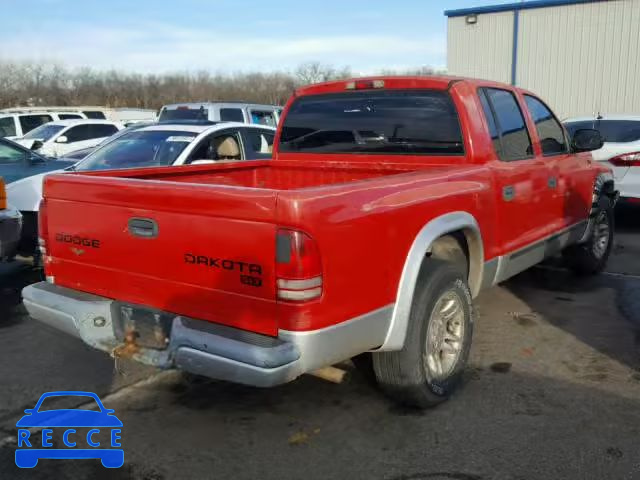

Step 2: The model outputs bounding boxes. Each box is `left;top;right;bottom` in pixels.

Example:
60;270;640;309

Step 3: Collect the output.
0;209;638;480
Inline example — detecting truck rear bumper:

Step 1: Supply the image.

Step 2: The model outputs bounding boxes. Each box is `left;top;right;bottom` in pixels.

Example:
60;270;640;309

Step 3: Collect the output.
0;206;22;259
22;282;392;387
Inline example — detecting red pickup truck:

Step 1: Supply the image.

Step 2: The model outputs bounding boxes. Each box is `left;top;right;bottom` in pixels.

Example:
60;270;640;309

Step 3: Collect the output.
23;76;616;408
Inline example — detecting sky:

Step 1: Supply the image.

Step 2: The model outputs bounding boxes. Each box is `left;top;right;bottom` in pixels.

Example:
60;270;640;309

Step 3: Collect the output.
1;0;516;74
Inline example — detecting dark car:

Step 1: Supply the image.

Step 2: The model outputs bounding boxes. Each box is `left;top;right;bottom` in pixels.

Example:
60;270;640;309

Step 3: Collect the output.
0;137;75;184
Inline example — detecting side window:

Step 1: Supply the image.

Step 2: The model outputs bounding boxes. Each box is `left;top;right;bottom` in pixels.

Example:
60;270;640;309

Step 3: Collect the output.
478;89;501;158
483;88;533;161
90;124;118;138
244;129;274;158
250;110;276;127
220;108;245;122
187;131;243;163
0;141;26;164
84;111;106;119
19;115;53;135
59;114;83;120
64;125;92;143
0;117;17;137
524;95;567;155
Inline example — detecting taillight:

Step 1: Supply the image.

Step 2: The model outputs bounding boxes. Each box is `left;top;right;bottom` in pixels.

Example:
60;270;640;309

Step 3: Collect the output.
609;152;640;167
38;198;48;257
0;177;6;210
276;229;322;302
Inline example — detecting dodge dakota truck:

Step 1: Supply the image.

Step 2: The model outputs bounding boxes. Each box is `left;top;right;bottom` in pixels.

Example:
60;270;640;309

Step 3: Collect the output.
23;76;616;408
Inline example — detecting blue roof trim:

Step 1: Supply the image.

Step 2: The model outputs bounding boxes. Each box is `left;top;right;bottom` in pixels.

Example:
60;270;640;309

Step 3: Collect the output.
445;0;606;17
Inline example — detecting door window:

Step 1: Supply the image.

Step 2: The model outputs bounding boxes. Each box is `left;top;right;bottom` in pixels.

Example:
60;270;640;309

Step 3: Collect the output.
220;108;245;122
83;111;106;119
0;140;26;164
19;115;53;135
244;129;274;158
187;131;243;162
0;117;17;137
480;88;532;161
524;95;568;155
64;125;93;143
250;110;277;127
58;113;83;120
90;124;119;138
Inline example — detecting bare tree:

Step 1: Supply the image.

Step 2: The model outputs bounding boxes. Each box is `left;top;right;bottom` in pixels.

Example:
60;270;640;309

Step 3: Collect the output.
0;60;442;110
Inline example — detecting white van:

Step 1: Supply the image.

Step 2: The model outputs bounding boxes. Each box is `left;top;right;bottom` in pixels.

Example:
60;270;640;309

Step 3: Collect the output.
0;106;156;124
0;111;88;139
158;102;282;127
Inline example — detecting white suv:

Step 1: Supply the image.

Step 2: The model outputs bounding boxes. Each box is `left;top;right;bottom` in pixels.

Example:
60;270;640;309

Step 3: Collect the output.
565;115;640;203
14;120;123;157
0;111;87;139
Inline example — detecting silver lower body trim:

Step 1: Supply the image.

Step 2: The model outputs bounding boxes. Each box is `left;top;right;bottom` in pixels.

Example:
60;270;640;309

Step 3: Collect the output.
22;282;392;387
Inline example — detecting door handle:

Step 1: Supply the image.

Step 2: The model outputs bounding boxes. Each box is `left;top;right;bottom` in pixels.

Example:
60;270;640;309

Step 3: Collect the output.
548;176;558;189
503;185;515;202
128;218;159;238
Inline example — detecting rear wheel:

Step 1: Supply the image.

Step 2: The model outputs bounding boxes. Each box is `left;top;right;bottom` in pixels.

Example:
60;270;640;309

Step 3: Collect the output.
563;200;614;275
372;259;474;408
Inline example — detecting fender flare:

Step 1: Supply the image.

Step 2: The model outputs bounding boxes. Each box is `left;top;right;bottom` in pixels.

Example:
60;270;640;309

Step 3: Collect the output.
378;211;484;352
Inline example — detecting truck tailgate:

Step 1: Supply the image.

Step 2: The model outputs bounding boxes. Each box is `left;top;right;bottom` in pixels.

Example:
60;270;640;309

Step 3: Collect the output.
43;174;279;336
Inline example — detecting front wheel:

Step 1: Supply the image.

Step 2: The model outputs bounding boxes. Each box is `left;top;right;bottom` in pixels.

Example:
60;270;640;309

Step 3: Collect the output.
563;202;614;275
372;259;474;408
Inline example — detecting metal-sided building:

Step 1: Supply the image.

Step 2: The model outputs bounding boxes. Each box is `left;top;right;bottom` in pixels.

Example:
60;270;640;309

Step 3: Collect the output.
445;0;640;119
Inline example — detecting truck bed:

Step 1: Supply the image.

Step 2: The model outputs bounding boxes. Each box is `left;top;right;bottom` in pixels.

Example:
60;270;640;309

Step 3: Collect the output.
83;159;454;190
42;158;473;336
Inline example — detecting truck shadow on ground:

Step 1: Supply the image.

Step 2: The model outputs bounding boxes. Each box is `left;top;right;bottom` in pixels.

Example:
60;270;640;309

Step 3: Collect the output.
502;204;640;372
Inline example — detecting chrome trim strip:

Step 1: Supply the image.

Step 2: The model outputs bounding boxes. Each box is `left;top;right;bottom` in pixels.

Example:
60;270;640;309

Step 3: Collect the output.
277;287;322;301
380;211;483;352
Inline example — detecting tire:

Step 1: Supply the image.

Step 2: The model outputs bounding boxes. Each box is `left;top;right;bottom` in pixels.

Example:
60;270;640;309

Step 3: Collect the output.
372;259;474;408
563;198;614;275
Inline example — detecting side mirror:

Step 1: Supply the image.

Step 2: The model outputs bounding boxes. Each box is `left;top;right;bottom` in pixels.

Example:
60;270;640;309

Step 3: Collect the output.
23;409;34;415
55;135;68;144
572;128;603;153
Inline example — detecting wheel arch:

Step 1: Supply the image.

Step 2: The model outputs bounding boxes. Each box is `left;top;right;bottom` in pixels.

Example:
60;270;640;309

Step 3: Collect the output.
378;211;484;352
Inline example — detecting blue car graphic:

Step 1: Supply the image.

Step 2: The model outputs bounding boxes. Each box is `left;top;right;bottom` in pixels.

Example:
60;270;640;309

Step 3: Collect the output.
15;391;123;468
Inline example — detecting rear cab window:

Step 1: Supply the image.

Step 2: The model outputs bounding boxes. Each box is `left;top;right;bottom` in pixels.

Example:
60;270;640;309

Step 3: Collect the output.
478;88;532;161
279;90;464;155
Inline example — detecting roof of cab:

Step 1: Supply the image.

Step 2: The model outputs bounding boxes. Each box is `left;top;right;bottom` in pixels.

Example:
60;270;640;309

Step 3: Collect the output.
293;75;525;97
